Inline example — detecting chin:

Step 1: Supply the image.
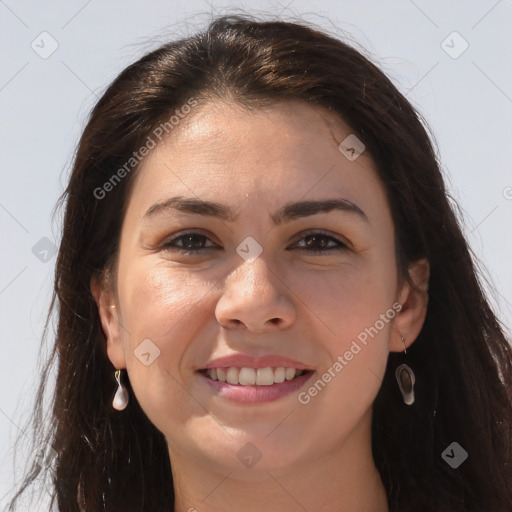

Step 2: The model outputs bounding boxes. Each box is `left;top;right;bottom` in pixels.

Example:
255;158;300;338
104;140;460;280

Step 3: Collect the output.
193;434;306;477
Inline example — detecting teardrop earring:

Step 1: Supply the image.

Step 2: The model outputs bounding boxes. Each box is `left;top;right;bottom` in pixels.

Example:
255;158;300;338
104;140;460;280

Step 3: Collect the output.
112;369;129;411
395;335;416;405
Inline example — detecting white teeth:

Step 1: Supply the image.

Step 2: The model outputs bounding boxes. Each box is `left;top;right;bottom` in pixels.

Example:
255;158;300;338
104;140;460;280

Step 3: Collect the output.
285;367;296;380
205;366;306;385
273;367;286;383
226;367;239;385
256;367;274;386
239;367;256;385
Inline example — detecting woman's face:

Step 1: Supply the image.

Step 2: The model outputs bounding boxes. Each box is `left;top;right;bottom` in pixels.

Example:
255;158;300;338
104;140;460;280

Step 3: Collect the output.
96;99;427;478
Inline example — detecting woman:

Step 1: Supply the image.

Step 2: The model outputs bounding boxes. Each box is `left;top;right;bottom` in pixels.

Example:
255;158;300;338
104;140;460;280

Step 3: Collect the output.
7;13;512;512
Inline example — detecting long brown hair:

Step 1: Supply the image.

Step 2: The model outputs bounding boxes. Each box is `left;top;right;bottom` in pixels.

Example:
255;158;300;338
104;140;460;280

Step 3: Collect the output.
7;13;512;512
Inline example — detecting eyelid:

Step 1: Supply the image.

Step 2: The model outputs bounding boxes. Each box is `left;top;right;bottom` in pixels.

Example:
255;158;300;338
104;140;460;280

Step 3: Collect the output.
161;228;351;253
161;229;219;247
291;228;351;249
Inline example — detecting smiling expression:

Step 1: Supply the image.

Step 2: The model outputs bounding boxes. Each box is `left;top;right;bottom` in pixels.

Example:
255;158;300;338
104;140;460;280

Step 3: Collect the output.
97;98;409;475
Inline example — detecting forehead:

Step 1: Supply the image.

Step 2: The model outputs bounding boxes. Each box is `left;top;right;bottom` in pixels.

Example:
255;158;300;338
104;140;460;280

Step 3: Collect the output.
162;99;365;165
125;99;389;225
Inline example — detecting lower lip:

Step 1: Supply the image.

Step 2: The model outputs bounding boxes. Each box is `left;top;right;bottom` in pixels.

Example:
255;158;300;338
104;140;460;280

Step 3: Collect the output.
198;371;315;404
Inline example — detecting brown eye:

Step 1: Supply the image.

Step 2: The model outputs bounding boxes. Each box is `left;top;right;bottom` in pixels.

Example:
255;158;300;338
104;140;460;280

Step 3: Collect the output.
162;230;348;255
290;232;348;253
162;232;217;254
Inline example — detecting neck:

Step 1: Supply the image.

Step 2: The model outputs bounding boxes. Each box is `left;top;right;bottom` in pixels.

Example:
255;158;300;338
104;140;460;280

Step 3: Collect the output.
169;410;389;512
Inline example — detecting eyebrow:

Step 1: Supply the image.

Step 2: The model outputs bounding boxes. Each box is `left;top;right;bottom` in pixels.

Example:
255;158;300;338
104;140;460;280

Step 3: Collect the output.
143;196;369;225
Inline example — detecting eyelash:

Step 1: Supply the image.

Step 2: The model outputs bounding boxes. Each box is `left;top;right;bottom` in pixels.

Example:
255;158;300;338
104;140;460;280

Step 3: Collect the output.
161;231;348;255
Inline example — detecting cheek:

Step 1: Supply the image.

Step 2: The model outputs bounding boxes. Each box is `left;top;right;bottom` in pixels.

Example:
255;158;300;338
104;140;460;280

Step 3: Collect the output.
289;255;397;351
297;326;390;445
296;347;386;458
117;263;213;434
121;262;208;337
292;253;396;408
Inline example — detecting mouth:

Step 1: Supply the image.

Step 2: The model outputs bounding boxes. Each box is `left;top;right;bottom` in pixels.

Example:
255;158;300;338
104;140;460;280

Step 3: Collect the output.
200;366;309;385
197;366;315;404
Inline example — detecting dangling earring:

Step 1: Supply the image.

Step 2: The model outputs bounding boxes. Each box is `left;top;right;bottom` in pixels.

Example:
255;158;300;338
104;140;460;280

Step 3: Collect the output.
395;335;415;405
112;369;129;411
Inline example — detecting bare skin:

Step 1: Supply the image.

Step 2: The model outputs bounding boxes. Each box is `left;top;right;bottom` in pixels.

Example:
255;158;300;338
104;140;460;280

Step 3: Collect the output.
93;99;429;512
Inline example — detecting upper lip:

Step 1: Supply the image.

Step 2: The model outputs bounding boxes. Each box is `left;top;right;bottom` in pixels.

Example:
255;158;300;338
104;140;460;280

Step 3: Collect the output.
198;354;315;371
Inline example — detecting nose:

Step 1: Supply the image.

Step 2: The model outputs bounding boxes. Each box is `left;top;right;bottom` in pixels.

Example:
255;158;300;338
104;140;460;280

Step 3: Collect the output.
215;255;296;332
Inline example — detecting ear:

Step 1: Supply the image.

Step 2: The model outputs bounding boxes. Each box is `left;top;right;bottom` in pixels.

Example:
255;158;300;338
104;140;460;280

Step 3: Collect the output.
390;257;430;352
90;273;126;370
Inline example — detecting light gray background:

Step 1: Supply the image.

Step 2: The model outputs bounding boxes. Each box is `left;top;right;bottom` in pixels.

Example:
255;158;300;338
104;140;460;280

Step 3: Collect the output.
1;0;511;509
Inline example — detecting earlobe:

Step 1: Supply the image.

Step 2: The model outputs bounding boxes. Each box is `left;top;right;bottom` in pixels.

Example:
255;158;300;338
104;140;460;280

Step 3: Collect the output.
390;258;430;352
90;275;126;369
